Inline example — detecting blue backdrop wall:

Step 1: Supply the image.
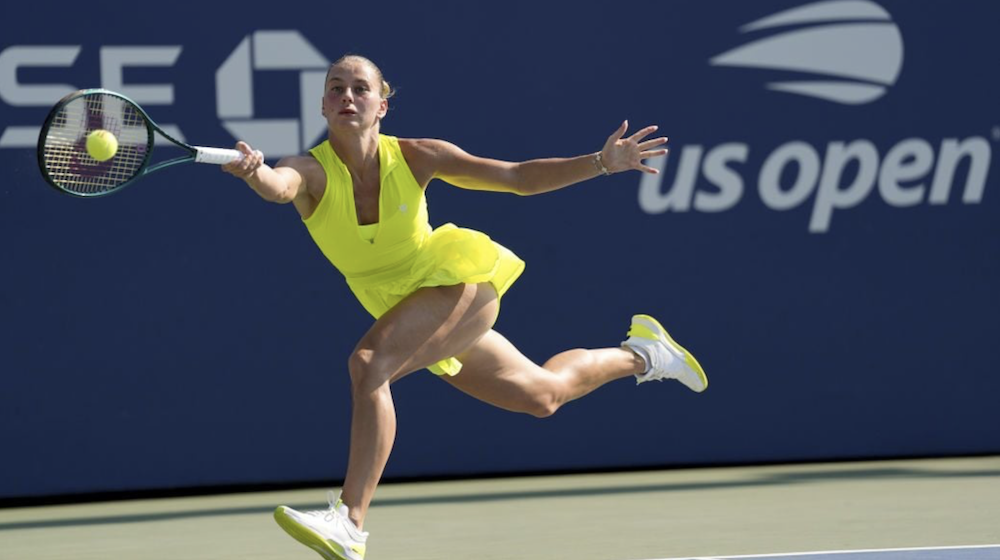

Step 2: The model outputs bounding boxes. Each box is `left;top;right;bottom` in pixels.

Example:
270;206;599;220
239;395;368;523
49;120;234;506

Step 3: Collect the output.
2;0;998;500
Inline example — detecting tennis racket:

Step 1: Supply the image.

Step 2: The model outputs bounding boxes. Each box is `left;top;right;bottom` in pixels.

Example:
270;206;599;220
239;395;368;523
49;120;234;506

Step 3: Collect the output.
37;88;256;197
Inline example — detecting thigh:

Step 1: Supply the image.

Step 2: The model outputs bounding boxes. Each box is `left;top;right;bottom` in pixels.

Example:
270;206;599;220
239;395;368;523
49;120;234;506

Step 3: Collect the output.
356;282;499;384
443;330;558;413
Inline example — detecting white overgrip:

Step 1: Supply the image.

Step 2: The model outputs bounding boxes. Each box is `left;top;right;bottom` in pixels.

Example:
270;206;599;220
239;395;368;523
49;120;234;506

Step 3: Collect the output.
194;146;257;165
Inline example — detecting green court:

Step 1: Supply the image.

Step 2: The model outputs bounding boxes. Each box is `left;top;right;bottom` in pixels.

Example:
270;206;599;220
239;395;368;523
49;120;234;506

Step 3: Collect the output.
2;456;998;560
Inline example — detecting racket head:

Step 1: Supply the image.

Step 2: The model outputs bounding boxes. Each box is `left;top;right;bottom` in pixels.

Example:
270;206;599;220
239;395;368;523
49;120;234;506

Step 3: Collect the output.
37;89;157;197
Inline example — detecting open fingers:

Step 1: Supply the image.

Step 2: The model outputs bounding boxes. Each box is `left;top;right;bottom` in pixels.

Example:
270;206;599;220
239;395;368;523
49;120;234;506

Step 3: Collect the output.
606;120;629;146
640;149;668;160
634;147;668;174
638;137;668;151
598;121;669;174
627;125;660;143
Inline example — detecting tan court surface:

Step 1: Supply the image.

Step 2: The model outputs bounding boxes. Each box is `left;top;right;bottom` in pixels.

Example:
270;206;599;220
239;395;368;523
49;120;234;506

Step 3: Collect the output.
1;456;998;560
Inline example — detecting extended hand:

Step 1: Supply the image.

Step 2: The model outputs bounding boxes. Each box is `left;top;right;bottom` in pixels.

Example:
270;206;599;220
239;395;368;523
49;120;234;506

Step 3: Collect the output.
599;121;668;174
221;141;264;179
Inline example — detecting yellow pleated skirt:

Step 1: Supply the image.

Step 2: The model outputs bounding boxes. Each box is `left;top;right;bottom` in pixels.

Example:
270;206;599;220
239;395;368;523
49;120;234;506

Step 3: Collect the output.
346;223;525;375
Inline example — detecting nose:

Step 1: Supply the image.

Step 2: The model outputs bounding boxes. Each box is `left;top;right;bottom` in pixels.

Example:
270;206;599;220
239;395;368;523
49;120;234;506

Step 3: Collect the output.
341;89;354;103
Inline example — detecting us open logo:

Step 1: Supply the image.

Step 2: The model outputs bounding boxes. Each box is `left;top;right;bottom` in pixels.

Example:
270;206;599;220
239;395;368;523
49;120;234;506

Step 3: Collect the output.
710;0;904;105
637;0;993;234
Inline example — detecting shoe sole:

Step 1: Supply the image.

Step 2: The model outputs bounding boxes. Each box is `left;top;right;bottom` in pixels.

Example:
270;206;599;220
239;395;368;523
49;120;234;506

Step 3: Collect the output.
274;507;355;560
635;314;708;392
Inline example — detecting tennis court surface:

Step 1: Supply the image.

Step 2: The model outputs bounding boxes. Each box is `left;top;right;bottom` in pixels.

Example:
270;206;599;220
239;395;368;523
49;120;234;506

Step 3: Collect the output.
650;545;1000;560
1;456;997;560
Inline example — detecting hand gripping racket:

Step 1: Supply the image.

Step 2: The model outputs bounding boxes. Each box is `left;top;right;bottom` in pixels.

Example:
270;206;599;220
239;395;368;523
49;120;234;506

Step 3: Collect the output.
37;88;256;197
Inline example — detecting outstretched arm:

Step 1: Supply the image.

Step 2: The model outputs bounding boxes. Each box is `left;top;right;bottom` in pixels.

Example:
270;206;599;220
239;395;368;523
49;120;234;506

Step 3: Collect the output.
221;141;308;204
419;121;667;196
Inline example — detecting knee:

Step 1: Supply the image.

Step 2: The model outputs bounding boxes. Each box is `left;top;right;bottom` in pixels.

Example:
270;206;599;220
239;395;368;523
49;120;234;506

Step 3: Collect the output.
348;349;390;396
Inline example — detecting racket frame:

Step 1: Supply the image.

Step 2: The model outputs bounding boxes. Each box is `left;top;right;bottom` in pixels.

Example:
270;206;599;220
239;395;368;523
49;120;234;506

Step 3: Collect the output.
37;88;205;197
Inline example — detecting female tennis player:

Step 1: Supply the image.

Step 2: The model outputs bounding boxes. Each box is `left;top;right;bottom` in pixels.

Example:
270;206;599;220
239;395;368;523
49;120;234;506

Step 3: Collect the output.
222;55;707;560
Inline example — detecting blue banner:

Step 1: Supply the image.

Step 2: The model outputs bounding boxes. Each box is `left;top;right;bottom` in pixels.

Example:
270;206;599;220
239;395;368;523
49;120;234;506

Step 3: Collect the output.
2;0;998;500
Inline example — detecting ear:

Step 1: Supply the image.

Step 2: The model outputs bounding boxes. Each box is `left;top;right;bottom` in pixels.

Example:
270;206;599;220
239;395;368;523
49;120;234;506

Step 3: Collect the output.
377;97;389;120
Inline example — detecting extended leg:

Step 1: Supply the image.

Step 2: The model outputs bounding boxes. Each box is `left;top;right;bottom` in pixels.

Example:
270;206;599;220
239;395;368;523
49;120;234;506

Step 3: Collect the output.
444;330;644;417
445;314;708;416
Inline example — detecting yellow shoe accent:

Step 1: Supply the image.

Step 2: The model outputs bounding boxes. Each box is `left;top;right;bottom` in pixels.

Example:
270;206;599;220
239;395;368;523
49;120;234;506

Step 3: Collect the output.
273;505;364;560
627;323;659;341
630;314;708;392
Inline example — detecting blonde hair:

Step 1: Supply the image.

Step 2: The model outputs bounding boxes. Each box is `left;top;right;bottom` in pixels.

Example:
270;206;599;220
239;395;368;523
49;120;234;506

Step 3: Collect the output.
329;54;395;99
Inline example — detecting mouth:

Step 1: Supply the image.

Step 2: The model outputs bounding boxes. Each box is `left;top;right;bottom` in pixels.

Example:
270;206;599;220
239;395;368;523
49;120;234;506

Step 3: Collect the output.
338;109;357;115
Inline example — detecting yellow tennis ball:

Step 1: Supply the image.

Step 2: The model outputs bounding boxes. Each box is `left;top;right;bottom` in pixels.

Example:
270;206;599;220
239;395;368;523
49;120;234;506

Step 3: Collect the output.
86;129;118;162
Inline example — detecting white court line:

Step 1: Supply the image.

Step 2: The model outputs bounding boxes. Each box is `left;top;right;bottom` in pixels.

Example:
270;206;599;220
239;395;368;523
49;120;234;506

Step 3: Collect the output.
636;543;1000;560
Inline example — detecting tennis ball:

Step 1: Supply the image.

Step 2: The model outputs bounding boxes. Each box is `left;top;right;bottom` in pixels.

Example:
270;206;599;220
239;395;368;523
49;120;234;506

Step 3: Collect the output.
86;129;118;162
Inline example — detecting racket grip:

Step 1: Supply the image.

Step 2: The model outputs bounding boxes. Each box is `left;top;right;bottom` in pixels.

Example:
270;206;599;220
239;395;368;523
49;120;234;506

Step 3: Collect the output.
194;146;254;165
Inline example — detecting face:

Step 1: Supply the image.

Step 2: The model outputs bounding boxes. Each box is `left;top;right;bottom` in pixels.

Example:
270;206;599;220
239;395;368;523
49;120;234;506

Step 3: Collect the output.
322;61;388;131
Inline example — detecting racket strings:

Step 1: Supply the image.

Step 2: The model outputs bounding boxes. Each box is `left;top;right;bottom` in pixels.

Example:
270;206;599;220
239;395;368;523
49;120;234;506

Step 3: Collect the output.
41;93;152;195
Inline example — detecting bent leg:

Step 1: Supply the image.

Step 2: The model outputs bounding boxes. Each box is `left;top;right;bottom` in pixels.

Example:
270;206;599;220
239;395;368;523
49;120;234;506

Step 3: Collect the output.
444;330;645;417
343;282;498;528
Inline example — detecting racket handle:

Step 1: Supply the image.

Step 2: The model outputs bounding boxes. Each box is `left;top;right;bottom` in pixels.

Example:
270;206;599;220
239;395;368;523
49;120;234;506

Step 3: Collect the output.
193;146;259;165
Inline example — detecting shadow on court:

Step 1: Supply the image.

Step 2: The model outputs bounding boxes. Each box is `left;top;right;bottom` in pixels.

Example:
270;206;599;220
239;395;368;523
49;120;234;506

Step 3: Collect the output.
3;464;999;532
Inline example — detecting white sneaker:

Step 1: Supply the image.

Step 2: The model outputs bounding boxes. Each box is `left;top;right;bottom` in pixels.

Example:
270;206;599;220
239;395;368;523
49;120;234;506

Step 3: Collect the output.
622;314;708;392
274;491;369;560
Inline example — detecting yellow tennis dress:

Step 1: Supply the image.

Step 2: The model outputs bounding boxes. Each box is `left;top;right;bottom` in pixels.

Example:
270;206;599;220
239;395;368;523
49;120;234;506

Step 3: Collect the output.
303;134;525;376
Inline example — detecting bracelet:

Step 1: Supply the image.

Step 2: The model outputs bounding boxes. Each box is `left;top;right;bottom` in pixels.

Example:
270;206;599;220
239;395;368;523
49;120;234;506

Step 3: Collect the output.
593;152;611;176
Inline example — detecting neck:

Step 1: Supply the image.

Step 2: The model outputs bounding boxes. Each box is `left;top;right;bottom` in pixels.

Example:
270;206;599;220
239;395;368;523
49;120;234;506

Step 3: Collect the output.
328;127;380;179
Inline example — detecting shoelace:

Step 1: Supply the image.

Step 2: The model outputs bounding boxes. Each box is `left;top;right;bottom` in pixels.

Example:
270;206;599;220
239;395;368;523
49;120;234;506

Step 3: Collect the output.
304;490;342;522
